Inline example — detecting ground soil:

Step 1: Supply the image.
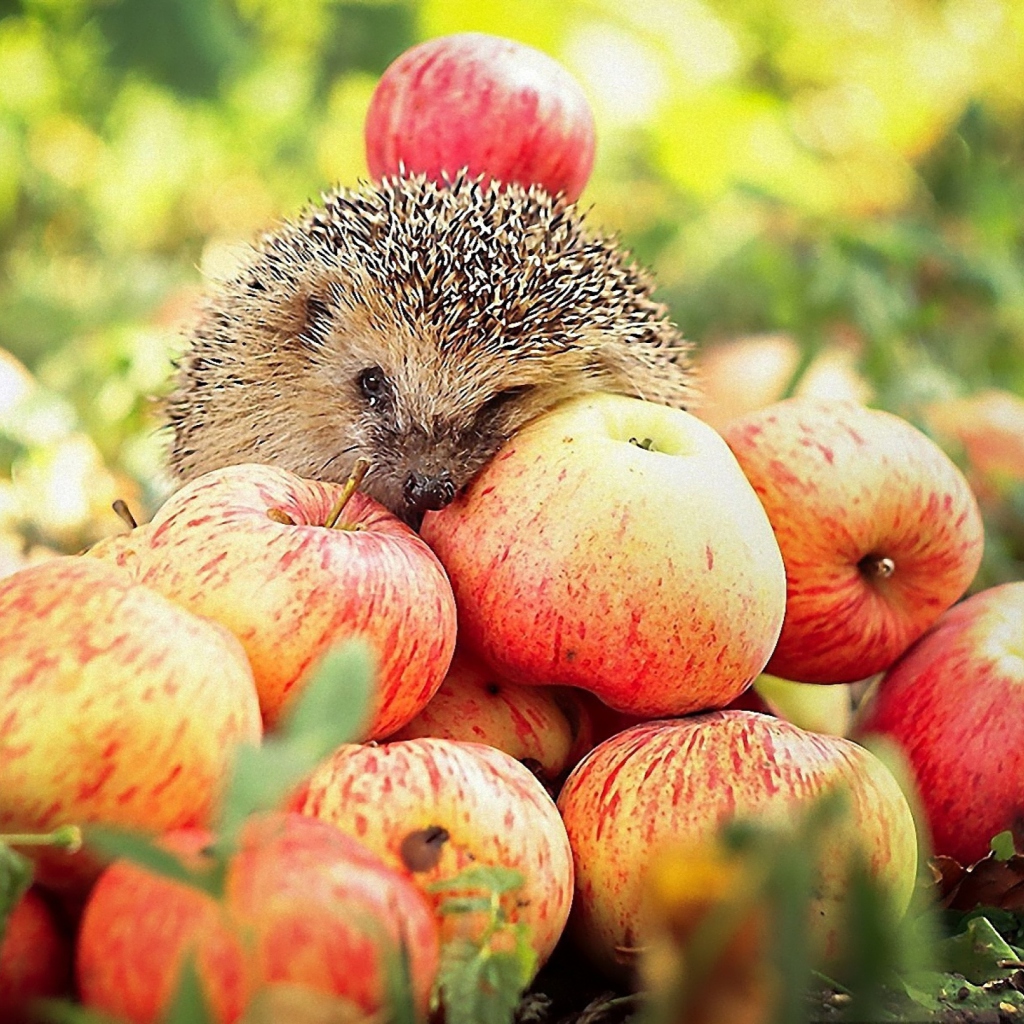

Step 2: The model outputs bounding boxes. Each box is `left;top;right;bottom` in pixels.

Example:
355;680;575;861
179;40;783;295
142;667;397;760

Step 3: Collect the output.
515;942;1024;1024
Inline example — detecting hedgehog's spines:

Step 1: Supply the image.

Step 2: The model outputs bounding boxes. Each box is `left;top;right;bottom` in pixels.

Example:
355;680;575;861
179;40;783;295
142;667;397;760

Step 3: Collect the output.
166;172;694;516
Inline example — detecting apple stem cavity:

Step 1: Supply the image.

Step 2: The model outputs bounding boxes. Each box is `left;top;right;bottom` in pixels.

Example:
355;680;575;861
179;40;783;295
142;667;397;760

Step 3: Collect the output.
267;507;296;525
112;499;138;530
0;824;83;853
399;825;450;873
629;437;656;451
324;458;371;530
858;554;897;580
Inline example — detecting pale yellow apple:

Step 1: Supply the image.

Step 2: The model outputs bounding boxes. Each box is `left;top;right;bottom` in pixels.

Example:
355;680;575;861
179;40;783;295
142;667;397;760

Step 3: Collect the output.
421;393;787;717
754;673;854;736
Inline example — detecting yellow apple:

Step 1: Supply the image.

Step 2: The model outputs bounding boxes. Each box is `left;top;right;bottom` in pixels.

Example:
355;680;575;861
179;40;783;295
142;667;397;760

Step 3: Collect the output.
421;393;786;717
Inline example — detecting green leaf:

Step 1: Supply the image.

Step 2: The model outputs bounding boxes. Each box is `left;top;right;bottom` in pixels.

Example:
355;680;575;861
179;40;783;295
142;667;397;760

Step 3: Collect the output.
85;826;226;899
217;741;311;848
512;921;540;989
429;865;537;1024
279;639;375;753
937;915;1021;984
427;865;525;899
29;1000;123;1024
991;830;1018;860
438;896;494;916
0;842;33;947
162;955;215;1024
436;941;533;1024
945;906;1024;948
899;971;1024;1015
838;850;903;1024
217;639;376;847
382;929;421;1024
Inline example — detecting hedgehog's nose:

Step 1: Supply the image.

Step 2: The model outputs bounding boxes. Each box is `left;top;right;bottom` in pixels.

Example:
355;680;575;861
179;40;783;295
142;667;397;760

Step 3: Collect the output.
403;470;456;513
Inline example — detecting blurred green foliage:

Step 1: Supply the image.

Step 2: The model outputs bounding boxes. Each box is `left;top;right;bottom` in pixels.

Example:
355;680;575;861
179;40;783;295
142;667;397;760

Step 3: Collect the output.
0;0;1021;579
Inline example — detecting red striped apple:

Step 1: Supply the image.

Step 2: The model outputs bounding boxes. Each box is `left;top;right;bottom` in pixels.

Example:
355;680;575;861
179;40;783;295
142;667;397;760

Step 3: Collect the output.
76;813;439;1023
365;33;595;202
557;711;918;976
0;557;261;893
854;581;1024;864
387;647;589;787
421;393;786;717
92;463;457;737
289;737;574;967
723;398;985;683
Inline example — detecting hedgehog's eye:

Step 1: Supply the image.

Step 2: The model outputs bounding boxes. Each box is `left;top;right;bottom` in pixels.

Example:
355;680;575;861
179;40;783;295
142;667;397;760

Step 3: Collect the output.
356;365;391;409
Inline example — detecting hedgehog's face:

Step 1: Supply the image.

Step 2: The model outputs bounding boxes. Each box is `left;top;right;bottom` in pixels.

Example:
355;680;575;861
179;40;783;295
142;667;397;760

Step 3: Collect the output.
248;271;646;525
317;320;556;524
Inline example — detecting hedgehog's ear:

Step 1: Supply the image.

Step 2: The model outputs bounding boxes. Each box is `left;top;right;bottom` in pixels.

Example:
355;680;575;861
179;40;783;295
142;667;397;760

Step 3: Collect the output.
298;293;332;349
591;332;697;410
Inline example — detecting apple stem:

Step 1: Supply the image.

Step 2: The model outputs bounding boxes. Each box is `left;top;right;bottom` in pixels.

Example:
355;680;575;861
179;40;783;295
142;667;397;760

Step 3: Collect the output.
0;825;83;853
859;555;896;580
112;499;138;530
324;458;371;530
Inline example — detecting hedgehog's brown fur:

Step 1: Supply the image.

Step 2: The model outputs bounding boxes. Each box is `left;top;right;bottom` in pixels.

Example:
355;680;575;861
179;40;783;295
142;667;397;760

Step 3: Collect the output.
166;173;695;520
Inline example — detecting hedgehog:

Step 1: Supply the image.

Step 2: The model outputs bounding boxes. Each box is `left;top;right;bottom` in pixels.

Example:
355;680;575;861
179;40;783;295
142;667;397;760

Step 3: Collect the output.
165;173;695;523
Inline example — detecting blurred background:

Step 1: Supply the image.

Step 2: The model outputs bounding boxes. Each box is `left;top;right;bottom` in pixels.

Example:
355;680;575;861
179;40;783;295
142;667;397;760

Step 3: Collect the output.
0;0;1021;583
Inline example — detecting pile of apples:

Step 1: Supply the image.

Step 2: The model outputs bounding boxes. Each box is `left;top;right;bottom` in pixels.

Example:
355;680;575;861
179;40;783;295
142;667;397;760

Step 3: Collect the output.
2;30;1024;1024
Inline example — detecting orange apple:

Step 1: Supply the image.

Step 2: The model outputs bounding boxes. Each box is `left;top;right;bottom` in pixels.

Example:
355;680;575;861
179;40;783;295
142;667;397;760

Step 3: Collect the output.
421;393;786;717
76;813;440;1023
557;711;918;977
289;737;574;967
91;463;457;737
0;557;261;893
723;398;985;683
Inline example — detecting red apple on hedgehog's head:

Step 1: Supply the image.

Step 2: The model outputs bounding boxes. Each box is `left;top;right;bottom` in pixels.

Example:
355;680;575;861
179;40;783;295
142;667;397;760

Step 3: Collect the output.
365;32;596;202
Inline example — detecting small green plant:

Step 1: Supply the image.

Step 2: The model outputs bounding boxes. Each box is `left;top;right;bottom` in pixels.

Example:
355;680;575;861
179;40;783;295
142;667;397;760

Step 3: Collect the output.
429;864;540;1024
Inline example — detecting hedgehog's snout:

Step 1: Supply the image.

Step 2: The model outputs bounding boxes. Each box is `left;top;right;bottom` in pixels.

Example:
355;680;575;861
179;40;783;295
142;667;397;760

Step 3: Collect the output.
403;469;457;514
